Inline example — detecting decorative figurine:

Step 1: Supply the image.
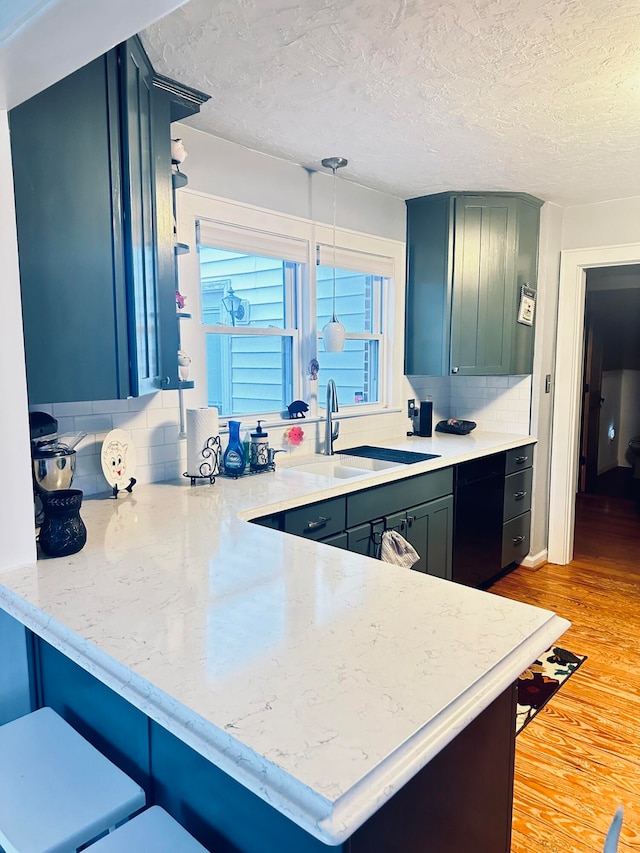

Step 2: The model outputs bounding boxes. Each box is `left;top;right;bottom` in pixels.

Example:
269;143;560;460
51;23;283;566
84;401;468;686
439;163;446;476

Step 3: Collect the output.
308;358;319;381
284;426;304;447
287;400;309;419
171;138;188;167
178;350;192;381
176;289;187;310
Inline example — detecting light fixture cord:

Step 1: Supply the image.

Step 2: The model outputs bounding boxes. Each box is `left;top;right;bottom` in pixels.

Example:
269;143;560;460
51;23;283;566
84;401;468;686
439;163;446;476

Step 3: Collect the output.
331;165;337;321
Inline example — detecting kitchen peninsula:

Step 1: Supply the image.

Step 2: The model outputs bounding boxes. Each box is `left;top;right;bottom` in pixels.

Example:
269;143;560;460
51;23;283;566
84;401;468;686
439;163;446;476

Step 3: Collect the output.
0;432;568;852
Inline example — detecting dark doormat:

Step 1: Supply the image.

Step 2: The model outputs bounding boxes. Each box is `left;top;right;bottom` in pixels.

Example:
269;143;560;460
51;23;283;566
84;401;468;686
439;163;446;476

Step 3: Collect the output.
516;646;587;735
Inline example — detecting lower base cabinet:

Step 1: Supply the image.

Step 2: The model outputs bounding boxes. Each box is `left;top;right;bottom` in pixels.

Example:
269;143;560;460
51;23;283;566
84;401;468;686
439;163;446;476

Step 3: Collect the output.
253;447;533;589
32;636;516;853
258;469;455;580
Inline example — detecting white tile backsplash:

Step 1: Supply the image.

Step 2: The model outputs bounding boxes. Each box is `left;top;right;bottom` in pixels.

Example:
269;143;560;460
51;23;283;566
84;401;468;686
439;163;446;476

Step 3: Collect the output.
30;391;183;496
30;377;532;497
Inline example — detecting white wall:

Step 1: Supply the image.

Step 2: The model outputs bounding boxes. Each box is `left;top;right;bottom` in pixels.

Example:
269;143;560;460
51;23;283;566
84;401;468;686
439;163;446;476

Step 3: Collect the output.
562;197;640;251
528;202;563;563
598;371;622;474
0;111;37;571
619;370;640;467
173;124;407;243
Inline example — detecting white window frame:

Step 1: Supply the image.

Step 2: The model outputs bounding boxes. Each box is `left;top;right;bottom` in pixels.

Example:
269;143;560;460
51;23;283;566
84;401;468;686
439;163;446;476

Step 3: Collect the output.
176;190;405;424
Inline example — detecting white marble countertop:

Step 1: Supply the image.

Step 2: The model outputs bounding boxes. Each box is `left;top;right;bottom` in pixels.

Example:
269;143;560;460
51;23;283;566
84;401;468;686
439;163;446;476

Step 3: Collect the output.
0;431;568;845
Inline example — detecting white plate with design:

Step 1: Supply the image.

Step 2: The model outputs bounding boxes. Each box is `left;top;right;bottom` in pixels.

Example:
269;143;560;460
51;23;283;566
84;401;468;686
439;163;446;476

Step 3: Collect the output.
101;429;137;491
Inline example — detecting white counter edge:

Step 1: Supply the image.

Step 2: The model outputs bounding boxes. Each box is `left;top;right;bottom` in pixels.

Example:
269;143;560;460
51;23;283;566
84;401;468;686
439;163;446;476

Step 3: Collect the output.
0;580;569;845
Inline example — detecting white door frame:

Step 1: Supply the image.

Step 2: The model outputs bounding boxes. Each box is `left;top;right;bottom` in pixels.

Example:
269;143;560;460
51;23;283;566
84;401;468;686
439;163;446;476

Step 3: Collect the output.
548;241;640;564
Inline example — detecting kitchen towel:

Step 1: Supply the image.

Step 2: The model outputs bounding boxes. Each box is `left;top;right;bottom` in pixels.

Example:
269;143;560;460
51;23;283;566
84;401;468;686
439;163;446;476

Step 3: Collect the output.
186;408;219;477
380;529;420;569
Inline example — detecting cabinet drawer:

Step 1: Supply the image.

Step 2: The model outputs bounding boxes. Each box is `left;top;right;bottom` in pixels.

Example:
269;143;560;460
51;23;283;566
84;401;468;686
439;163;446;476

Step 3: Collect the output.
501;512;531;568
284;497;346;541
503;468;533;521
505;444;534;475
347;467;453;528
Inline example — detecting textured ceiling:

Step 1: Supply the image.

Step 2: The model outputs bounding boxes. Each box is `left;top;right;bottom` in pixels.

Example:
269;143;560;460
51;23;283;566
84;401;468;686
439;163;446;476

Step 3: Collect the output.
141;0;640;206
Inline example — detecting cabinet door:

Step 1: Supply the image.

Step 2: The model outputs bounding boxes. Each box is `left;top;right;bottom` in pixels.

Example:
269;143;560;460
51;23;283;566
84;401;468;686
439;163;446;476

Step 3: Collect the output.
120;39;177;395
450;197;518;375
385;495;453;579
347;521;383;558
11;53;130;403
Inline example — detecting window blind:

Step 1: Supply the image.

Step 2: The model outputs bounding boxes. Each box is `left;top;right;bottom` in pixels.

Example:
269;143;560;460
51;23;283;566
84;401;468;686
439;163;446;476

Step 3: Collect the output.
316;244;394;278
197;218;308;264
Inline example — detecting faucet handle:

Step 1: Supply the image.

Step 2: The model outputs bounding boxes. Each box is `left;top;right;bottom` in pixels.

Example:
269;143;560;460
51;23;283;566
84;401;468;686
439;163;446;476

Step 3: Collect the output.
332;422;340;441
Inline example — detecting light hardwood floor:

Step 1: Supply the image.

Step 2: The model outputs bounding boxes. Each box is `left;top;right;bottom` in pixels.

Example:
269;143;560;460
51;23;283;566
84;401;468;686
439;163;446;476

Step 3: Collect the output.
491;491;640;853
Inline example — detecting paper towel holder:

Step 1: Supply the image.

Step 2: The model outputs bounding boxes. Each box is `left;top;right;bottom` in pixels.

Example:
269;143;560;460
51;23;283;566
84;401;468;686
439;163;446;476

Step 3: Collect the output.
183;435;221;486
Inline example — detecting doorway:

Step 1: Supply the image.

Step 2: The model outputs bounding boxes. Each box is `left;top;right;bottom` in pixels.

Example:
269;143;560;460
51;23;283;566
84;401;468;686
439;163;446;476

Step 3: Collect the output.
548;243;640;565
578;268;640;503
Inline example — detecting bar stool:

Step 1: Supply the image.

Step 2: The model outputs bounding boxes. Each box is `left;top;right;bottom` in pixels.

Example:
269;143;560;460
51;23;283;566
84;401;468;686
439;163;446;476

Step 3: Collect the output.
86;807;209;851
0;707;146;853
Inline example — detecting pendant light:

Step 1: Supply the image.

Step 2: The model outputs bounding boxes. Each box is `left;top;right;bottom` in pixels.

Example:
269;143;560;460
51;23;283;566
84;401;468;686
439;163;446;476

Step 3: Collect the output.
321;156;348;353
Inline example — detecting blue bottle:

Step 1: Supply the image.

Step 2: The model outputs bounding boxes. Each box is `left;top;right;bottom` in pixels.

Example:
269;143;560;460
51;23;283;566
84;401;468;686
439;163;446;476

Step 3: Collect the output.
223;420;246;475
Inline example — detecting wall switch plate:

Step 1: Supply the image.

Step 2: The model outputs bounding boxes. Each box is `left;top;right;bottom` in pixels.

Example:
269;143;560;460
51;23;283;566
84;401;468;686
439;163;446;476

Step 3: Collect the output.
407;399;416;418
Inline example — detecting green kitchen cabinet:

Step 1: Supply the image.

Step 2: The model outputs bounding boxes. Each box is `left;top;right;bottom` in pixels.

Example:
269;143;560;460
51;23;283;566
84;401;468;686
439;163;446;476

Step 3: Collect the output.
405;192;542;377
10;38;208;404
384;494;453;579
272;468;454;580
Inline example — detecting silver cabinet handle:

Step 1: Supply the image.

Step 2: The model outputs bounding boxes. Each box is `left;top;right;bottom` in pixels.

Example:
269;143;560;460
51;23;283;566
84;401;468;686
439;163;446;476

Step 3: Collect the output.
515;455;528;464
306;516;330;532
512;535;525;544
514;491;527;500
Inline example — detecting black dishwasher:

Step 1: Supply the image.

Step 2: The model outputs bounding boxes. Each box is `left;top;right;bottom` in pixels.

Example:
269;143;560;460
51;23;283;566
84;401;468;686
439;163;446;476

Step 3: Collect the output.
453;453;505;588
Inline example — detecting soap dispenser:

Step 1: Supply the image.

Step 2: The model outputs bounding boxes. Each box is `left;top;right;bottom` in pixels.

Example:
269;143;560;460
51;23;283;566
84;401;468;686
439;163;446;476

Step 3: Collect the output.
250;420;270;472
223;420;246;476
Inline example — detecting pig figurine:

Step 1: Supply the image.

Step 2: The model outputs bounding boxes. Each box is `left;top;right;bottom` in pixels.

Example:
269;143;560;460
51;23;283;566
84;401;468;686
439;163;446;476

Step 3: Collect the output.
287;400;309;419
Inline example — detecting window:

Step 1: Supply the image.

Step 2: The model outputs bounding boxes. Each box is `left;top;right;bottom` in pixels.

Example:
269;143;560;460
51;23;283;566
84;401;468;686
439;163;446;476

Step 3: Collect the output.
181;197;402;423
316;244;392;408
198;230;303;416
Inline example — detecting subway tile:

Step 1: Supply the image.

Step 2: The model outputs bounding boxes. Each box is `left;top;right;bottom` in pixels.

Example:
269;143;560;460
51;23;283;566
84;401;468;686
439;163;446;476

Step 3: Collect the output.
127;392;163;412
486;376;510;389
74;414;114;435
72;474;102;497
92;399;130;414
52;401;93;417
161;390;180;408
148;443;179;466
164;425;183;444
112;411;149;431
508;375;529;389
164;460;183;481
134;463;166;486
130;427;165;448
54;416;76;435
134;446;150;467
146;408;180;429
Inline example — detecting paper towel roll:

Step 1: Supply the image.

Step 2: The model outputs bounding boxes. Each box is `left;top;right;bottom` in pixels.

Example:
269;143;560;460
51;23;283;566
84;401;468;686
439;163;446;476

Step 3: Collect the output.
186;408;219;476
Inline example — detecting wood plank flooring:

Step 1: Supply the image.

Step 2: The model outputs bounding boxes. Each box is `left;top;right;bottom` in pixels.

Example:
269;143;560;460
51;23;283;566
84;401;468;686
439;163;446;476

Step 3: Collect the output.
490;492;640;852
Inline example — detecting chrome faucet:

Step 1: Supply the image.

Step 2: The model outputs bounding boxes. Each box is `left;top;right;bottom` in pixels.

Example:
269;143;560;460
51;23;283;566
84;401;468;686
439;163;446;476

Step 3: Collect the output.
325;379;339;456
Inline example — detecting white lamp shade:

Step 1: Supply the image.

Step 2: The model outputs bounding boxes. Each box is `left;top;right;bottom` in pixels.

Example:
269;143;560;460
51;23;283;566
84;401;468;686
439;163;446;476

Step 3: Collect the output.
322;319;346;352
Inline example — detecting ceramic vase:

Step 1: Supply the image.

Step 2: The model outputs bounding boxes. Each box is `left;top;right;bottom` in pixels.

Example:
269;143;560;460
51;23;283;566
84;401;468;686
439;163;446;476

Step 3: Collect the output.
39;489;87;557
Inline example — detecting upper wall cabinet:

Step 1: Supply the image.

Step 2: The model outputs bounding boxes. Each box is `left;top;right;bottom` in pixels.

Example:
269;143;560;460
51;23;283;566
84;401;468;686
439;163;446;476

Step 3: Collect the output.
10;38;209;404
404;192;542;377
